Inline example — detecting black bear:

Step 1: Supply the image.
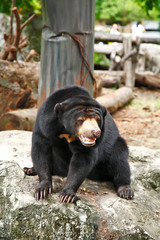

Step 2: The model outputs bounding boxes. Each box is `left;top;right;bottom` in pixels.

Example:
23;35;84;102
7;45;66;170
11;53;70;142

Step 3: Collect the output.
24;85;134;203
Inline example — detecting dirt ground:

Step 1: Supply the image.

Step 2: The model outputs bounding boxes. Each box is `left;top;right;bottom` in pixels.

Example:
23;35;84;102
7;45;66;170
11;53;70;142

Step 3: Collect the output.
112;87;160;150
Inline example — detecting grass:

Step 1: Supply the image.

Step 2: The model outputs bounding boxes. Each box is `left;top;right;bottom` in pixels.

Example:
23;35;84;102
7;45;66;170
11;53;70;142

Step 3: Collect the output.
127;97;160;112
154;99;160;111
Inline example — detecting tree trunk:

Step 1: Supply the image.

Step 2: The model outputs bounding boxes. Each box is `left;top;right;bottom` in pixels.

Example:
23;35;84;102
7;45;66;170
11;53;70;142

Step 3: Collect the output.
96;87;133;113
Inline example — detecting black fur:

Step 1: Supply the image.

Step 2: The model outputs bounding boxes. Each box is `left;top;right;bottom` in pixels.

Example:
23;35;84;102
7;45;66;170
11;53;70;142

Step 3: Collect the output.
30;85;134;203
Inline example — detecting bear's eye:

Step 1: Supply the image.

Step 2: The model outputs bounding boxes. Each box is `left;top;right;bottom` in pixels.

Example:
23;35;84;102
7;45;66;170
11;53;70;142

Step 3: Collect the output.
96;116;101;125
97;118;100;124
77;119;84;124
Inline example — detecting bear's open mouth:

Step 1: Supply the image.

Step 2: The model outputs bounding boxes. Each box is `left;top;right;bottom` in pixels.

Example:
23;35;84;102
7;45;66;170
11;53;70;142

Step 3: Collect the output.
79;135;96;146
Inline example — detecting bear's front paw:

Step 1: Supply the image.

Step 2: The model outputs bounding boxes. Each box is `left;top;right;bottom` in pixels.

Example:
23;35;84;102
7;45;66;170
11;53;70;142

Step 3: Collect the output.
117;185;134;200
59;189;79;204
34;180;53;200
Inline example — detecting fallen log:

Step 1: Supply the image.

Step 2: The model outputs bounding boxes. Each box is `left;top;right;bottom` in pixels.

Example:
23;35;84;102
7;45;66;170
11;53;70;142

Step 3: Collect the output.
94;70;125;79
0;59;39;88
135;73;160;89
102;76;121;88
0;108;37;131
96;87;133;113
94;70;125;88
95;74;121;88
0;80;33;113
0;59;39;114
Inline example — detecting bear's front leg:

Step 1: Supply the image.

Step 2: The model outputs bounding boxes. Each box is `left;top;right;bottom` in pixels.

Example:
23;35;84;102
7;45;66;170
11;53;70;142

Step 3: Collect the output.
32;137;53;200
111;137;134;200
59;150;97;204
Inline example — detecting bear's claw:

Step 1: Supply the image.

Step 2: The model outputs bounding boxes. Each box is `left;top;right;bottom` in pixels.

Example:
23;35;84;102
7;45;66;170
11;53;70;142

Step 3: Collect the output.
117;185;134;200
34;180;53;200
59;192;79;204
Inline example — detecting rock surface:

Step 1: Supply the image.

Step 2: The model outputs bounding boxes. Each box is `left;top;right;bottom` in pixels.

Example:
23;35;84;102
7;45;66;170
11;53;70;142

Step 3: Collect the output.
0;130;160;239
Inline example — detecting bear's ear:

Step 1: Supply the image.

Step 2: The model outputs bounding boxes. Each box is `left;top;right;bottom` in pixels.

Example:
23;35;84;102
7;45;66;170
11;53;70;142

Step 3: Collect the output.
54;103;62;114
54;102;68;114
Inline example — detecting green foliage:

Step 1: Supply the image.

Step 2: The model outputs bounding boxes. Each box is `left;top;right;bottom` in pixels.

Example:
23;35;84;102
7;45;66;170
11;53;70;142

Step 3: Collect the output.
95;0;145;24
94;53;110;67
134;0;160;16
0;0;41;16
95;0;160;24
1;0;160;25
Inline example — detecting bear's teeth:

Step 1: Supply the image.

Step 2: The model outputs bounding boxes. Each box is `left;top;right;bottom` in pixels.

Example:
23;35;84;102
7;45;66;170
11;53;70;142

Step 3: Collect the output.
80;135;96;144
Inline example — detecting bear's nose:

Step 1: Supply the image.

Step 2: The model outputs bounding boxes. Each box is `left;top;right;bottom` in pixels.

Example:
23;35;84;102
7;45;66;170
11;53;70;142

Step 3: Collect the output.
92;128;101;138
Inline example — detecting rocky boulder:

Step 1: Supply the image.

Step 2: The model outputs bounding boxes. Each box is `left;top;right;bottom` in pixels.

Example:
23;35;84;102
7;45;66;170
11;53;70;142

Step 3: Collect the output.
0;130;159;239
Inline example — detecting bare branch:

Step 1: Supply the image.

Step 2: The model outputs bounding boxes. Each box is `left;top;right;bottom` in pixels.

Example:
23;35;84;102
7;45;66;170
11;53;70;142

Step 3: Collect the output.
0;3;36;61
9;0;16;36
9;46;17;52
121;48;137;64
21;14;37;31
25;49;36;62
18;41;29;49
12;7;21;47
4;33;8;41
19;36;28;45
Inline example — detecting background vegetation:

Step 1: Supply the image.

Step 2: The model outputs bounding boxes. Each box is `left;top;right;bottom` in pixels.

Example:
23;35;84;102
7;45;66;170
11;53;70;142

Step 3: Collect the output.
0;0;159;56
0;0;160;24
95;0;160;25
0;0;41;16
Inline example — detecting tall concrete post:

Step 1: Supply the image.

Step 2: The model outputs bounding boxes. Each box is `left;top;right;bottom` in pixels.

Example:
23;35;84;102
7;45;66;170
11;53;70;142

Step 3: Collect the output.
38;0;95;107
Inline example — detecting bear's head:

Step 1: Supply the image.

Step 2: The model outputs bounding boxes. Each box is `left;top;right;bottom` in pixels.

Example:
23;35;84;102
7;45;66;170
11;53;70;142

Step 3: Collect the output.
54;96;106;147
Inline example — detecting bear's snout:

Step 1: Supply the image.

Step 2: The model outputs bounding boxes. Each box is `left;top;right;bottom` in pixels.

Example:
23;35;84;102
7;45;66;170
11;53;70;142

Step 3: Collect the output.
77;118;101;146
92;128;101;138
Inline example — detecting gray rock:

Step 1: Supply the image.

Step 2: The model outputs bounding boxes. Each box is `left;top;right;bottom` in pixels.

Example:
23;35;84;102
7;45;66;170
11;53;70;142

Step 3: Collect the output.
0;130;159;239
136;43;160;74
0;13;10;50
